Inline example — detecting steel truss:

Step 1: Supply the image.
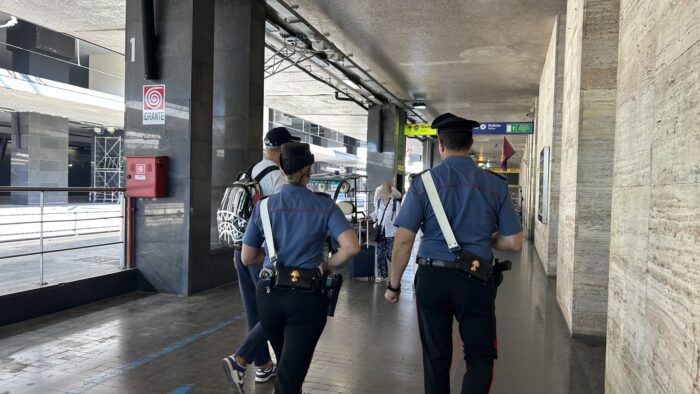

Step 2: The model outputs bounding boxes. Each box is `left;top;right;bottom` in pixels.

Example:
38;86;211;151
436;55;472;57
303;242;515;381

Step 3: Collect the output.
92;136;124;203
264;40;321;79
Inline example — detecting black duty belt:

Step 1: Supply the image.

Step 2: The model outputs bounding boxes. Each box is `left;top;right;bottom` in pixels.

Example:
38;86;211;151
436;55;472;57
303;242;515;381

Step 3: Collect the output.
416;257;459;268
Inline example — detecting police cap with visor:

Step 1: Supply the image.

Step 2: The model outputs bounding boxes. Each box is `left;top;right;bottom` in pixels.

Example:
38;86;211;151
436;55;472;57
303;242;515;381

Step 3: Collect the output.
431;113;480;135
281;142;315;174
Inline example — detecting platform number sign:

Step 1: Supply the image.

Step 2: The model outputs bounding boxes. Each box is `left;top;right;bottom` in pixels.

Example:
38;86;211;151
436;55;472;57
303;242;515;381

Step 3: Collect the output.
143;84;165;125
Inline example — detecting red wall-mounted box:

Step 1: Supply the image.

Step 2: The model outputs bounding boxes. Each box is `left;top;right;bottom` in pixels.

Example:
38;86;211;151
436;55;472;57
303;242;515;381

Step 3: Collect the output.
126;156;168;198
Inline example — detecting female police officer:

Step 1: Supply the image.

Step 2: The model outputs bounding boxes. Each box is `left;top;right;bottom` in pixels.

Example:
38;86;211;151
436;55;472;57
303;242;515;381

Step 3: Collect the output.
241;142;360;393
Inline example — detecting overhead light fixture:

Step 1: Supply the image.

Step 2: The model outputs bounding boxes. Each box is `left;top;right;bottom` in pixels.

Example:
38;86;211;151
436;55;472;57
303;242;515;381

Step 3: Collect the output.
342;79;360;90
412;101;427;109
0;16;18;29
367;95;383;105
93;127;103;134
106;127;116;134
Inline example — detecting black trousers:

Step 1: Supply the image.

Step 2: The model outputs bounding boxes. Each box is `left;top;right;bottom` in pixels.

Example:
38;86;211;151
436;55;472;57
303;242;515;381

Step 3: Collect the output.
256;282;328;394
415;265;497;394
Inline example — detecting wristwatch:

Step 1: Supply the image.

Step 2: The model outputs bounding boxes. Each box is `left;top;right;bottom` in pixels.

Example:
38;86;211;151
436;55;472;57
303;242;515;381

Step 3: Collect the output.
387;282;401;293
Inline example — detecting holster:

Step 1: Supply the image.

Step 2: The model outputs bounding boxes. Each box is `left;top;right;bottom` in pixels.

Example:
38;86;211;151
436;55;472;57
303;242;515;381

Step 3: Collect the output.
455;249;493;285
322;274;343;317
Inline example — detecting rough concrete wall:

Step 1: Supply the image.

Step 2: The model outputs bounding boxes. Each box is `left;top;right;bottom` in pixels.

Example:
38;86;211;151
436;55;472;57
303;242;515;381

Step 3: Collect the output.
534;15;565;277
605;0;700;392
557;0;619;336
557;0;584;332
519;134;535;240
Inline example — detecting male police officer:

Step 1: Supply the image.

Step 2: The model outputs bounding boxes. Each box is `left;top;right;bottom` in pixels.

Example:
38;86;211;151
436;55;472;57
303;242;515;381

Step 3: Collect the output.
385;113;523;393
241;142;360;394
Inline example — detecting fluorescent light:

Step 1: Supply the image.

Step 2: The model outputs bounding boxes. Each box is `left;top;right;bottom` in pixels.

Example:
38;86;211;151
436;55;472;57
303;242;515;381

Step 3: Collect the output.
93;127;103;134
106;127;116;134
0;16;18;29
342;79;360;90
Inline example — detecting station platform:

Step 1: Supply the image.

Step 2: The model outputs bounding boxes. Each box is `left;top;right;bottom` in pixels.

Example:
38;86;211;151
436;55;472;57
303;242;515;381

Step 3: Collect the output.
0;242;604;393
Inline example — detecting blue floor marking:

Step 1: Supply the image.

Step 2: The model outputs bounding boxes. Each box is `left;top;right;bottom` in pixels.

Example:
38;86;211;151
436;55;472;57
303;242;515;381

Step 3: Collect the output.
66;315;244;393
167;384;194;394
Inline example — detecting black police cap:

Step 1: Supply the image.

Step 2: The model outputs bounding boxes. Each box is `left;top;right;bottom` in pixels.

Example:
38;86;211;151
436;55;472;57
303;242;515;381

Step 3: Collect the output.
264;127;301;147
431;113;480;134
281;142;315;174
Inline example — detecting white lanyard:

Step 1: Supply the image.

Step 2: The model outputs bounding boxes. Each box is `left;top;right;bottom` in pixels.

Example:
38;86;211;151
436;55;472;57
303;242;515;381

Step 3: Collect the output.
420;171;461;253
260;199;278;267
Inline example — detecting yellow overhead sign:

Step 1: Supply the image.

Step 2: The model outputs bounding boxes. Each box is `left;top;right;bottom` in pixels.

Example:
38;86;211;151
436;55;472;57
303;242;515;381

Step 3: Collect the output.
404;123;436;136
489;168;520;174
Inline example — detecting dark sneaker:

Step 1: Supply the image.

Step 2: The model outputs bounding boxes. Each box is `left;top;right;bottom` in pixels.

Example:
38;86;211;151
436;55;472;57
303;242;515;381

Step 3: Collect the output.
255;363;277;383
222;355;246;393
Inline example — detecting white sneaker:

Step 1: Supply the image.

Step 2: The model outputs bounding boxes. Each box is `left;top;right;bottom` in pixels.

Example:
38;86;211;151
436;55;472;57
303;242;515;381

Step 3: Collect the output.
222;355;246;394
375;276;385;283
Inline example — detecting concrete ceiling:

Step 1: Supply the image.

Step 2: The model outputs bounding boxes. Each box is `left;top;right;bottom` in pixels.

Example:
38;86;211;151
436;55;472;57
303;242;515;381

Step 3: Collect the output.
0;0;563;166
0;0;125;53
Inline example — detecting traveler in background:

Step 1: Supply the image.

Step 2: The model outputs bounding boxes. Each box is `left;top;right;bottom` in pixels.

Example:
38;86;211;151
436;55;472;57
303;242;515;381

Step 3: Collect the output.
406;174;423;288
371;181;401;283
222;127;300;393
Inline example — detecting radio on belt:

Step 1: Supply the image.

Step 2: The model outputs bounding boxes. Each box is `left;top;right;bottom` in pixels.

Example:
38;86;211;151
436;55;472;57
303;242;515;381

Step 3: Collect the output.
126;156;168;198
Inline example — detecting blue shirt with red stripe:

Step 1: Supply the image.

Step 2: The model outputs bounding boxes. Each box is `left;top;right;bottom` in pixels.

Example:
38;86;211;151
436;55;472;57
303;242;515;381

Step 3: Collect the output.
243;183;351;269
394;156;522;262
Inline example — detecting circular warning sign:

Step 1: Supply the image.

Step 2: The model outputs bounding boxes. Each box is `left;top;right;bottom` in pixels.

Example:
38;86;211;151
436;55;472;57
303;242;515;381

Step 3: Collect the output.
143;85;165;110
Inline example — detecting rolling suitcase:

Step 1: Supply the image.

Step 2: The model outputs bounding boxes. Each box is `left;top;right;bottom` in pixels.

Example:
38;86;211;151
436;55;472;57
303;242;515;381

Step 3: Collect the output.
349;245;375;280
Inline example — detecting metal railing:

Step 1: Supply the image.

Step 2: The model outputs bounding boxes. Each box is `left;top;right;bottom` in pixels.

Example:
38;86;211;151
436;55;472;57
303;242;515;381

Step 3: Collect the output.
0;187;128;288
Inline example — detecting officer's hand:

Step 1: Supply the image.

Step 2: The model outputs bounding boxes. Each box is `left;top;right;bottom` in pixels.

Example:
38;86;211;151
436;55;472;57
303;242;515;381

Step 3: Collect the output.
320;260;331;274
385;289;400;303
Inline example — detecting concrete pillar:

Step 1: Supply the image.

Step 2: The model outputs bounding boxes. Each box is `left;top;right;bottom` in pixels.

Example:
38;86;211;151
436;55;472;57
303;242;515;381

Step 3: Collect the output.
606;0;700;392
534;13;566;277
210;0;265;247
124;0;215;295
366;104;407;194
10;112;69;205
556;0;620;336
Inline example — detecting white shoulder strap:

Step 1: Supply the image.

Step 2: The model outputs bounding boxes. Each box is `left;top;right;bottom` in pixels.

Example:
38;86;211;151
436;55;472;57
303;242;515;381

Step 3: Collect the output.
260;199;278;267
420;171;461;253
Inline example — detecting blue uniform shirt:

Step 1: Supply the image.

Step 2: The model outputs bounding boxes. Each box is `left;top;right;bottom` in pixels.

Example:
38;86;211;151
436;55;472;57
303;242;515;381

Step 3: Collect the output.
243;184;352;269
394;156;522;262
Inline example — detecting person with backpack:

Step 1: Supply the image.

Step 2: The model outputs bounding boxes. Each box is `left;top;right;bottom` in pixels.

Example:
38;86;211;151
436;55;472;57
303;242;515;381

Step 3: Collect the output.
371;181;402;283
221;127;299;393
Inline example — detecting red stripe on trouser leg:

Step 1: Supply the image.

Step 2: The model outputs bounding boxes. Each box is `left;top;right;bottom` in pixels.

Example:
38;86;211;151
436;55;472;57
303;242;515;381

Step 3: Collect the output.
489;337;498;392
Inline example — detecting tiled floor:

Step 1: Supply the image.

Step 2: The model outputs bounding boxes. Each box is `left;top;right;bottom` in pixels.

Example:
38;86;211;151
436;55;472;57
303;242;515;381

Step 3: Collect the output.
0;242;605;393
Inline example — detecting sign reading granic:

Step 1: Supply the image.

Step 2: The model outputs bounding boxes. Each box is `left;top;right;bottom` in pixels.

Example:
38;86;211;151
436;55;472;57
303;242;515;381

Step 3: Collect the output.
404;122;534;137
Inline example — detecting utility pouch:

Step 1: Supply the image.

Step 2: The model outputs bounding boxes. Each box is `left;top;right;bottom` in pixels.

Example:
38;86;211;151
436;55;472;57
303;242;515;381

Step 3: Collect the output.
456;249;493;286
273;267;320;291
323;273;343;317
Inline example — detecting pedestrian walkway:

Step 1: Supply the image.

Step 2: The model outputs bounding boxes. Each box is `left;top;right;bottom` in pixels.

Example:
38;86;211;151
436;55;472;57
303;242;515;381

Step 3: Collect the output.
0;242;604;393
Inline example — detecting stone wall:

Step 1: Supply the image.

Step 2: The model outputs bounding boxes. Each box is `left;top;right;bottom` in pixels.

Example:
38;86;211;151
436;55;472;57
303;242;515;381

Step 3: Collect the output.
605;0;700;391
534;15;565;277
557;0;619;336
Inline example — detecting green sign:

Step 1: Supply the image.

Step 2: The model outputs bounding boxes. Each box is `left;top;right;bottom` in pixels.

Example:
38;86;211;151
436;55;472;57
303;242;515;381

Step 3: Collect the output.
507;123;534;134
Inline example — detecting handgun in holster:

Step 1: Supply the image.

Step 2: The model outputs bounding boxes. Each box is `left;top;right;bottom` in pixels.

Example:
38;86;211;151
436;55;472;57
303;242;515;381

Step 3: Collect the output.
323;273;343;317
493;258;512;288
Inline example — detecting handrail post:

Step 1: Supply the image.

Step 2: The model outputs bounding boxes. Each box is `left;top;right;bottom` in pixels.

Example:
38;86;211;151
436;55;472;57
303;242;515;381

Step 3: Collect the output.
120;194;126;269
39;191;45;286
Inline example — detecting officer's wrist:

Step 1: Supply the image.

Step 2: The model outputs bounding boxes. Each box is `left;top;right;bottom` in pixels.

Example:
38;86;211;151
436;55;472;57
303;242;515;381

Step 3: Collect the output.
387;281;401;293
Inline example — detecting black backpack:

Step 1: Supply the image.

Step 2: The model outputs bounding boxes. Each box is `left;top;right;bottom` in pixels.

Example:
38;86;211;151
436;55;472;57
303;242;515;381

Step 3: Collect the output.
216;164;278;249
